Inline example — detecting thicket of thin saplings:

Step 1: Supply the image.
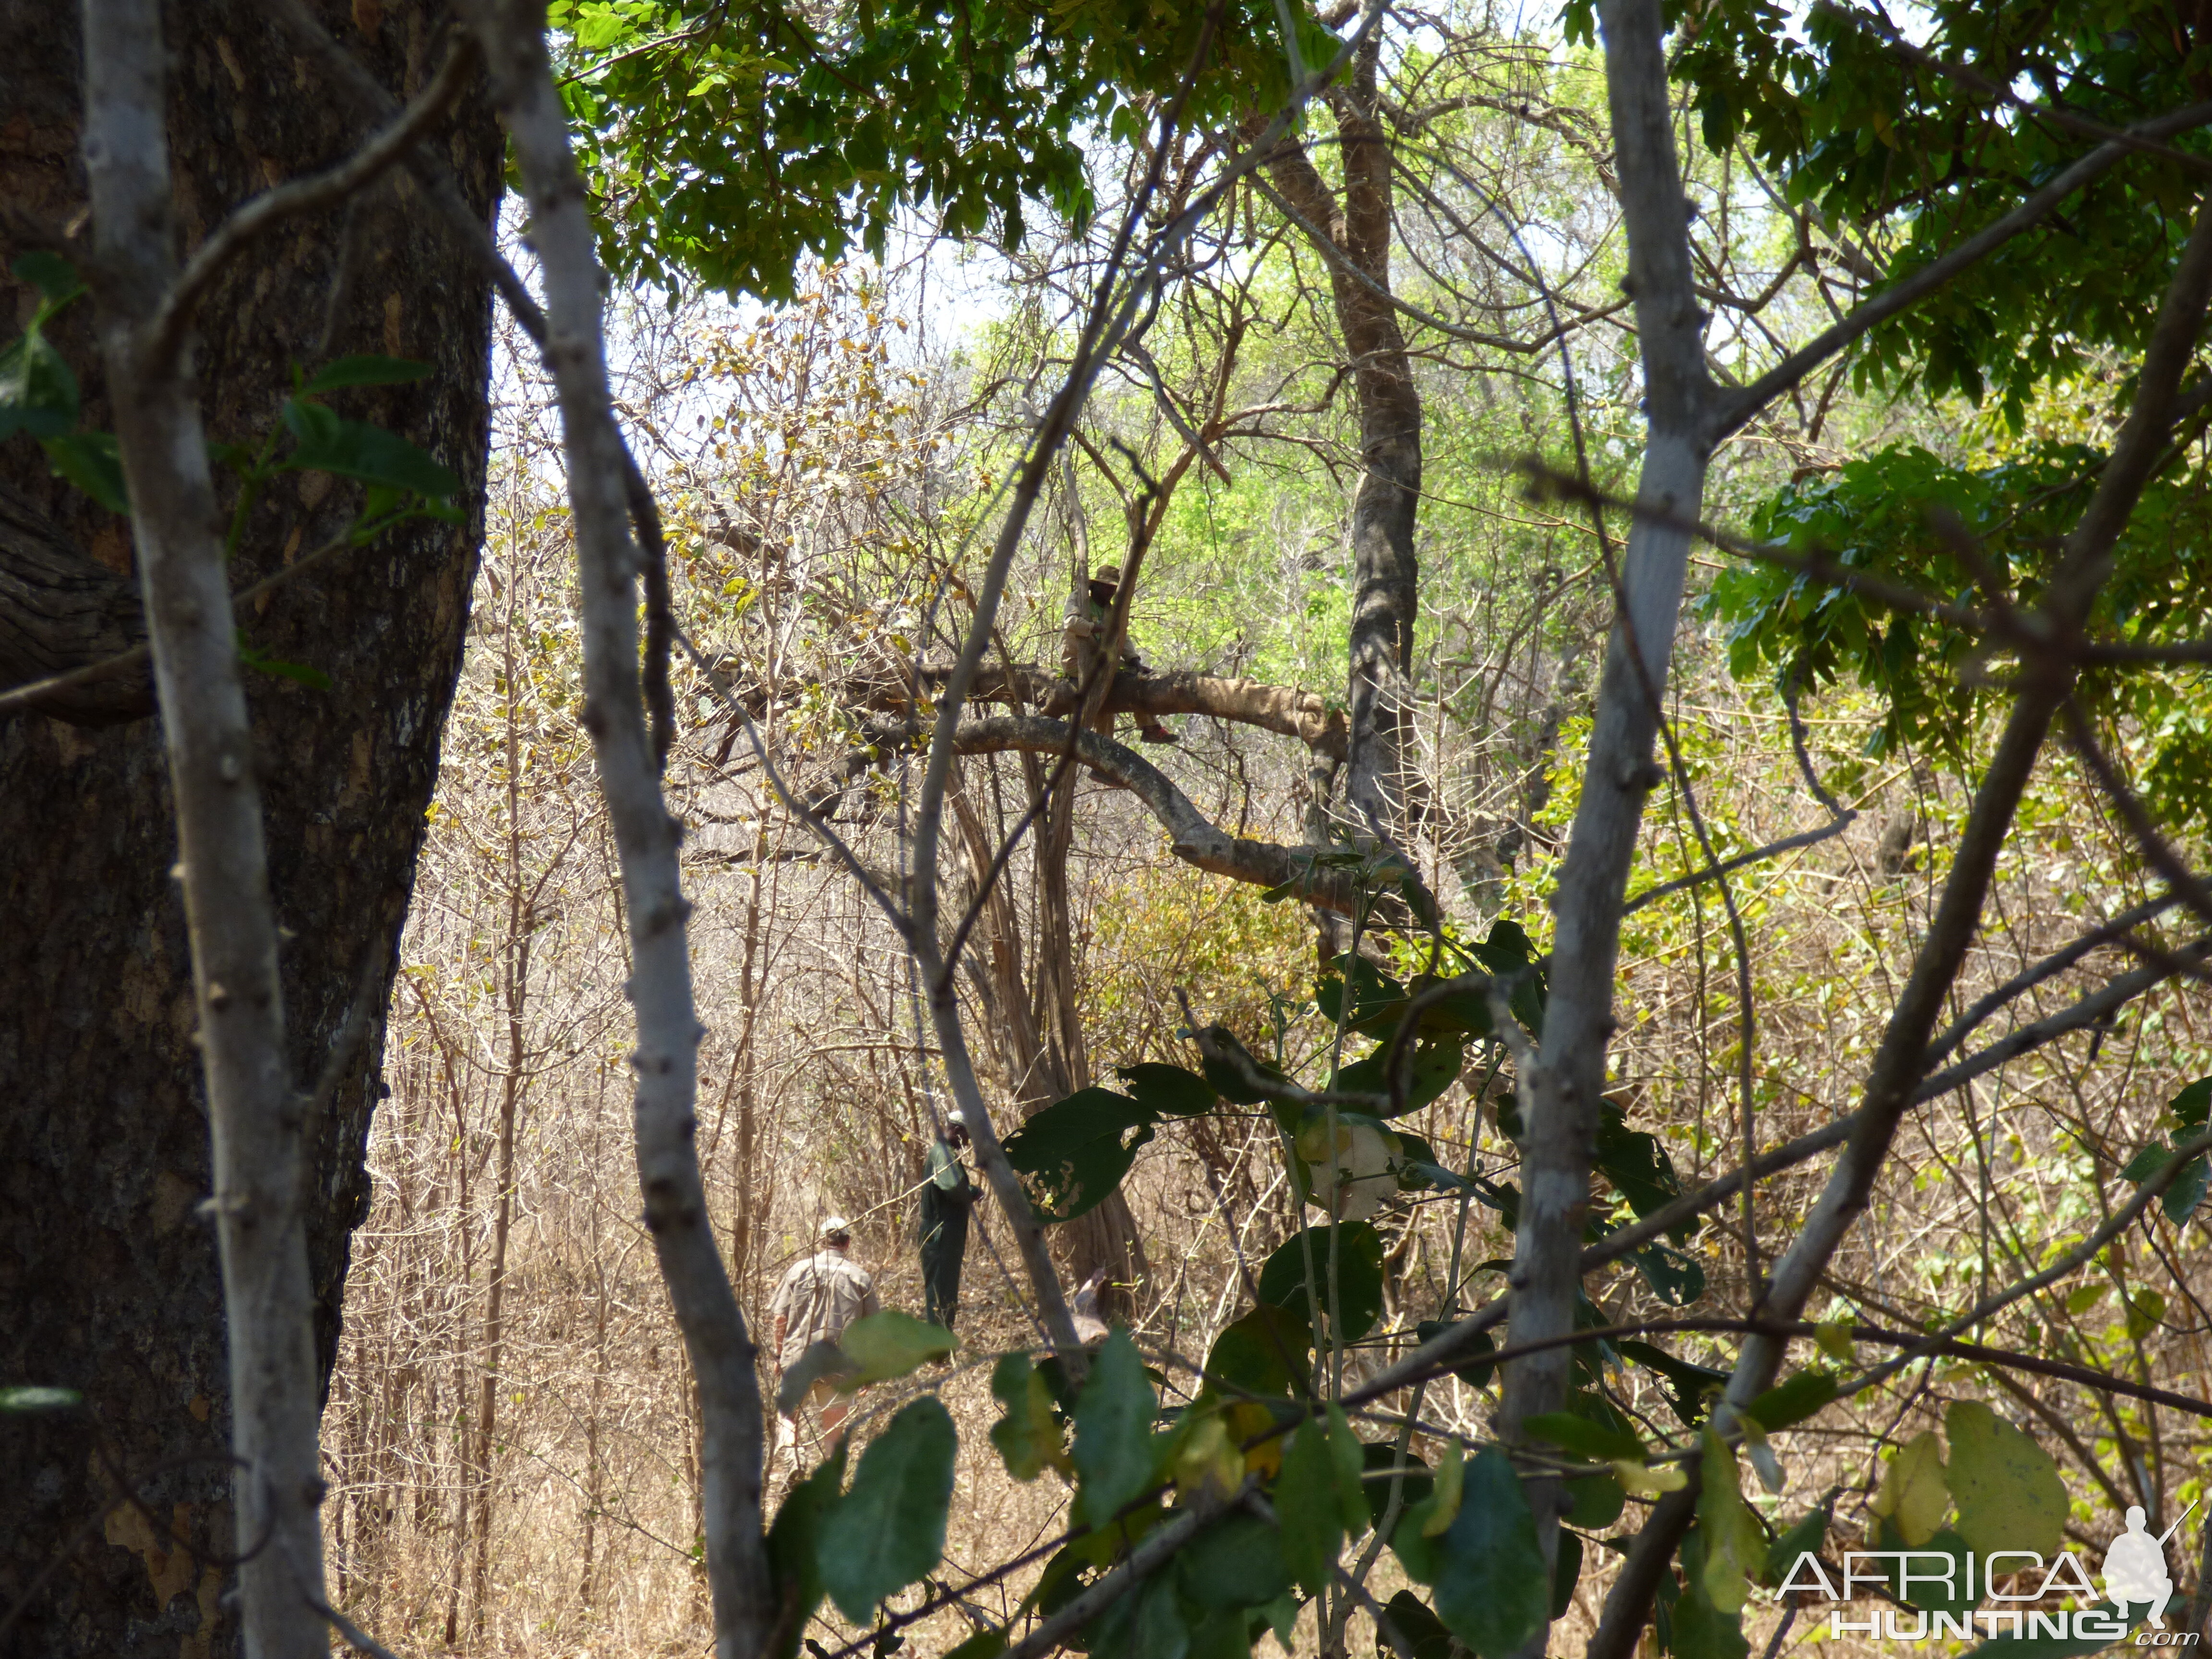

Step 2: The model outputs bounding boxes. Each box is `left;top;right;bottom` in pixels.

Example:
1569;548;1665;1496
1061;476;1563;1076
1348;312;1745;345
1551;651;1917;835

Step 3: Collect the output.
319;278;2212;1658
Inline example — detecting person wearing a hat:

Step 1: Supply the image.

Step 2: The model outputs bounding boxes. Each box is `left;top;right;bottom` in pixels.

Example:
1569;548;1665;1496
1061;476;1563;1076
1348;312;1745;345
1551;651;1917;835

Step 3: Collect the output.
768;1216;878;1481
1061;563;1178;744
918;1110;977;1334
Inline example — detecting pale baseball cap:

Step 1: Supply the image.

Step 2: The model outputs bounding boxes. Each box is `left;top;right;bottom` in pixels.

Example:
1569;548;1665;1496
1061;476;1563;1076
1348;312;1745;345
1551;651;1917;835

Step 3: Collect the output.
819;1216;853;1241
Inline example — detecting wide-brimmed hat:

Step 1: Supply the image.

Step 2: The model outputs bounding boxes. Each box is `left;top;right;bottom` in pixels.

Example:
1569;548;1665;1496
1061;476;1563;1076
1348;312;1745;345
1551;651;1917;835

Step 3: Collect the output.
1089;564;1121;589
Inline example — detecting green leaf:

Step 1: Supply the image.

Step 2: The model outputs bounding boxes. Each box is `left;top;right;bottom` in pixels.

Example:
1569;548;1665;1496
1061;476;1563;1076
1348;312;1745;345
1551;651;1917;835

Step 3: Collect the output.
1523;1412;1645;1464
1945;1400;2065;1558
777;1341;857;1413
2121;1144;2176;1183
1566;1470;1625;1530
1195;1026;1297;1106
1551;1527;1583;1620
838;1310;954;1385
1255;1222;1385;1341
1696;1430;1766;1615
1669;1533;1750;1659
302;354;433;392
1876;1522;1978;1619
0;329;80;442
988;1352;1066;1481
1072;1329;1156;1526
1203;1302;1310;1400
1867;1430;1948;1547
1428;1446;1550;1658
2164;1154;2210;1225
1116;1062;1215;1117
40;431;127;513
1743;1369;1837;1432
817;1397;956;1622
1762;1507;1827;1588
1093;1570;1188;1659
1414;1318;1496;1387
768;1447;843;1659
0;1385;83;1414
1626;1242;1707;1307
1617;1341;1730;1427
1379;1590;1456;1659
12;251;84;305
1334;1036;1466;1118
1178;1511;1290;1611
1325;1407;1370;1534
944;1631;1007;1659
1001;1086;1156;1223
1275;1419;1342;1596
281;399;460;499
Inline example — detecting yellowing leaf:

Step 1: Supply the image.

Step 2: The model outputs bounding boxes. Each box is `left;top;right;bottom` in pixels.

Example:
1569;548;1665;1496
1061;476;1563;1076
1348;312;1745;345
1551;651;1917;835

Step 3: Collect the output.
1227;1401;1284;1479
1869;1431;1948;1546
1698;1429;1767;1613
1173;1410;1244;1500
1613;1458;1689;1498
1422;1438;1466;1537
1945;1401;2066;1557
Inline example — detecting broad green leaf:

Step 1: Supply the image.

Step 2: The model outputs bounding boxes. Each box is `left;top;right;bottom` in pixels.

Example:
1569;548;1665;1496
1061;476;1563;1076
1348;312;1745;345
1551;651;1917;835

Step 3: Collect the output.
13;251;84;304
1627;1241;1707;1307
1566;1470;1625;1529
1696;1430;1766;1614
281;399;460;499
767;1447;842;1659
1178;1511;1290;1611
1744;1369;1837;1432
1669;1545;1750;1659
303;354;433;392
0;330;79;441
1429;1446;1550;1658
1763;1506;1827;1588
1420;1437;1465;1537
1945;1400;2065;1557
1414;1318;1497;1387
1116;1062;1216;1117
1868;1430;1948;1547
41;431;127;512
1183;1604;1254;1659
1195;1026;1296;1106
1334;1036;1467;1118
0;1385;82;1413
776;1340;855;1413
988;1353;1066;1480
1551;1527;1583;1620
1523;1411;1645;1465
1002;1086;1155;1223
1093;1569;1188;1659
2163;1154;2210;1225
2127;1288;2169;1340
1325;1406;1370;1534
1275;1419;1341;1596
1379;1591;1455;1659
817;1397;956;1621
1367;1440;1434;1530
2065;1283;2106;1316
2122;1144;2177;1183
1617;1340;1729;1427
1171;1410;1244;1500
1877;1522;1978;1619
1072;1329;1156;1526
838;1310;954;1385
1256;1222;1385;1340
1203;1302;1309;1400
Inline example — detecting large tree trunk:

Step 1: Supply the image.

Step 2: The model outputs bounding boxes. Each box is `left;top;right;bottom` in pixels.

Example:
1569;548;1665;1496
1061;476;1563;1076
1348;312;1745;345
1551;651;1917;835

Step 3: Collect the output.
0;4;498;1654
1262;32;1422;848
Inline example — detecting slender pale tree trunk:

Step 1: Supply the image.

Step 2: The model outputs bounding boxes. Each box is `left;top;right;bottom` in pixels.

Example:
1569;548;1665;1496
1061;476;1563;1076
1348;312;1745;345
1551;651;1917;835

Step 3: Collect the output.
79;1;331;1651
1494;2;1714;1649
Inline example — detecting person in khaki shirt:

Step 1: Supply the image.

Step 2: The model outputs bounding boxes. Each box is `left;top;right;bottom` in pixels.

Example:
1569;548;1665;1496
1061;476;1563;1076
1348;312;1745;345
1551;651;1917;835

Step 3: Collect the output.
769;1216;878;1481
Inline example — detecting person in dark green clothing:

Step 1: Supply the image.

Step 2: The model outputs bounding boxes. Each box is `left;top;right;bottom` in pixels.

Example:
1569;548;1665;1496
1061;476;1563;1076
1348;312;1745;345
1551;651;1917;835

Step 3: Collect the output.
919;1111;977;1333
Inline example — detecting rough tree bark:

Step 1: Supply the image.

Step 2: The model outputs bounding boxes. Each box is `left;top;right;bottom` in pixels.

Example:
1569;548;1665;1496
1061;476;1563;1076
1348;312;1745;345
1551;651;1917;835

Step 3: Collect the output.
1259;27;1422;847
0;4;499;1654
